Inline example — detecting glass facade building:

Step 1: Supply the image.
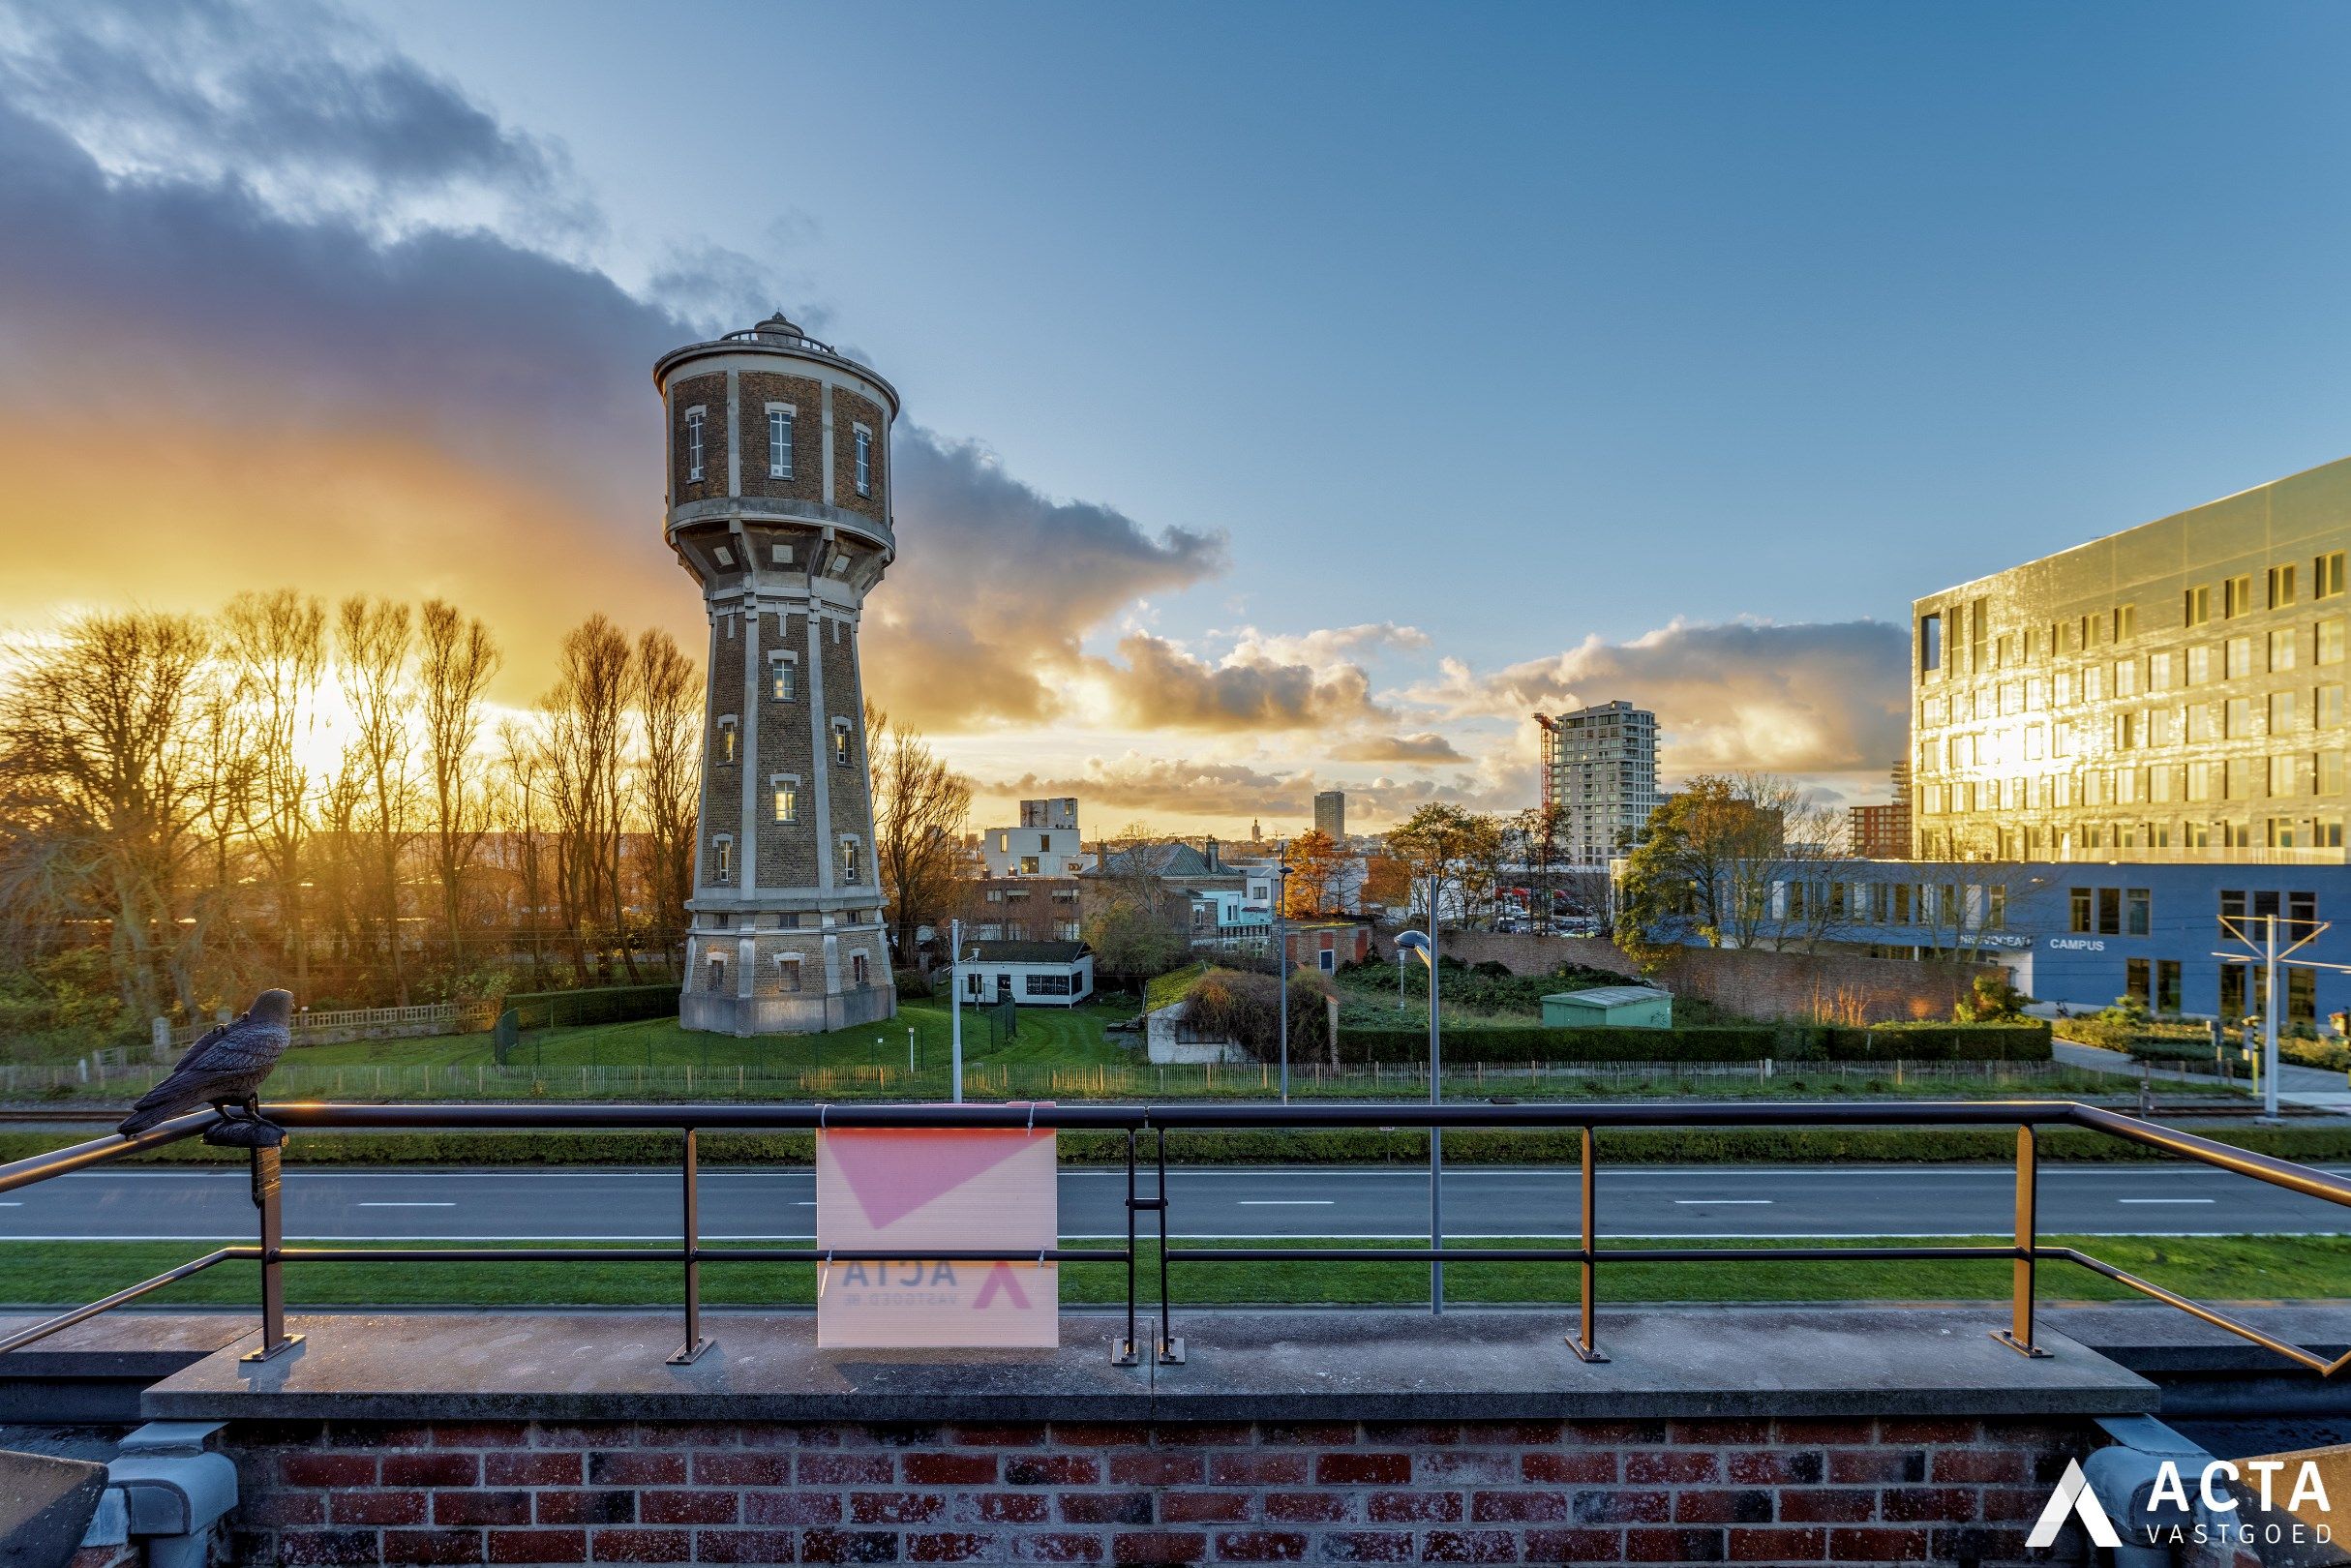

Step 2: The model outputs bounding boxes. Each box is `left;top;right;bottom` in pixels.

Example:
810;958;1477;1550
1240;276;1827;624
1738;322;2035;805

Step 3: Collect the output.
1912;456;2351;864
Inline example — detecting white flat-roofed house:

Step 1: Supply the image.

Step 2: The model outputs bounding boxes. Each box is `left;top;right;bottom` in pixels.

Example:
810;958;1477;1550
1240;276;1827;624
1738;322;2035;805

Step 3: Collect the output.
956;941;1096;1008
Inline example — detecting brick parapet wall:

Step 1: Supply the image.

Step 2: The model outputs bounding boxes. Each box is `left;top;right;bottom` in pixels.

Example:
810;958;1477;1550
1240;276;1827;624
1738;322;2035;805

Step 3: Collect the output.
1399;932;1988;1026
225;1414;2096;1565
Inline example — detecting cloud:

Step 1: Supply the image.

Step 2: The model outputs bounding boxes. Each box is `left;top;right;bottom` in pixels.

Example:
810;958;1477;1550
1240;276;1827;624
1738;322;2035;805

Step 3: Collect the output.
0;14;1227;722
1328;733;1466;764
867;439;1226;730
1405;618;1907;780
990;756;1310;822
0;0;592;246
1091;632;1391;733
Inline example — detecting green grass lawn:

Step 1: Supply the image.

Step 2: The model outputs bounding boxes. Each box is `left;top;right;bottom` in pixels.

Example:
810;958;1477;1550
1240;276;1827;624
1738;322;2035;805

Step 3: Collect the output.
4;1234;2343;1310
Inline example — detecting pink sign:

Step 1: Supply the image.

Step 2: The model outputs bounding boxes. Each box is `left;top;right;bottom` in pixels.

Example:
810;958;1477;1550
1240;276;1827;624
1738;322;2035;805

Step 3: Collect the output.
815;1114;1058;1349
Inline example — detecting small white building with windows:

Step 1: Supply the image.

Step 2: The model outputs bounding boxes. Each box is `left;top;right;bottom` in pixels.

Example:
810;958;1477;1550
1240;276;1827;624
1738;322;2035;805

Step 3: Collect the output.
957;941;1096;1008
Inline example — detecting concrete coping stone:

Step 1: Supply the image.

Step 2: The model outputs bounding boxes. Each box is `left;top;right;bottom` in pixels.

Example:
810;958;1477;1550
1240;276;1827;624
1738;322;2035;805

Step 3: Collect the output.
137;1307;2158;1424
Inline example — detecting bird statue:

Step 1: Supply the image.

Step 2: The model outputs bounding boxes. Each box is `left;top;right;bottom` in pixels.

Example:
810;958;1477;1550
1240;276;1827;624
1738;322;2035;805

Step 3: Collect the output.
119;989;296;1147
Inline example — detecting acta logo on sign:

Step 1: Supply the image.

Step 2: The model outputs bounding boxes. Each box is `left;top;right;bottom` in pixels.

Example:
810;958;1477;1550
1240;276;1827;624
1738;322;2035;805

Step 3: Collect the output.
2028;1456;2336;1552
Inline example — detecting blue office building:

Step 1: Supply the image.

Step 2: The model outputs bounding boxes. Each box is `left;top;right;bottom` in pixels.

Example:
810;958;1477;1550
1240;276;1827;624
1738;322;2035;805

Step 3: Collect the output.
1757;859;2351;1027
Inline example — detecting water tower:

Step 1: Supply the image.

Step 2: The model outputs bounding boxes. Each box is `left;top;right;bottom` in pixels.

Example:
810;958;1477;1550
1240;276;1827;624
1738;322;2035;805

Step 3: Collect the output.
653;314;899;1034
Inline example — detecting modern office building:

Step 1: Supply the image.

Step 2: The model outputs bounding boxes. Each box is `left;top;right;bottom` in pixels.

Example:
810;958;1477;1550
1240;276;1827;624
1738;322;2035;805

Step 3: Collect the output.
658;312;898;1035
1849;761;1913;860
1912;455;2351;864
1739;858;2347;1027
1313;789;1346;841
1537;701;1664;866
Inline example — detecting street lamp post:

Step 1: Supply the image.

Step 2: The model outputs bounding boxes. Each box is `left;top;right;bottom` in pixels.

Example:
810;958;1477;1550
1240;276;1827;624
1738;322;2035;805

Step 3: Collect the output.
1274;845;1291;1104
949;917;965;1104
1396;878;1446;1315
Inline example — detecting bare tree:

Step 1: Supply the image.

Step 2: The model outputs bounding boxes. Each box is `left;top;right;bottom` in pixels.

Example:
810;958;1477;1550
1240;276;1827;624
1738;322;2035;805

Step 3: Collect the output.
633;628;699;970
418;600;501;974
544;616;635;983
335;596;417;1004
493;717;555;989
866;700;973;967
222;590;326;996
0;612;220;1019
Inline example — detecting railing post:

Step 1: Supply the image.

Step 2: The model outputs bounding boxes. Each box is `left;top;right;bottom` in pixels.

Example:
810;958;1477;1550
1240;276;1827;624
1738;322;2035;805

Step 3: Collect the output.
1155;1128;1184;1364
240;1143;303;1363
1112;1130;1143;1366
1993;1123;2050;1359
668;1128;712;1365
1569;1125;1605;1362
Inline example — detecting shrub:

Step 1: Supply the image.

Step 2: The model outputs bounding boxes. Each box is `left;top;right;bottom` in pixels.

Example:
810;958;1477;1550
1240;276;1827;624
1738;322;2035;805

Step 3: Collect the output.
1821;1022;2052;1063
1182;968;1334;1062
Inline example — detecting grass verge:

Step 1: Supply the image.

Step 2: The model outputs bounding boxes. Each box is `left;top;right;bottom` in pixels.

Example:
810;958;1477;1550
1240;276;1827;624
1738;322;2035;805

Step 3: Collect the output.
8;1121;2348;1170
3;1234;2345;1311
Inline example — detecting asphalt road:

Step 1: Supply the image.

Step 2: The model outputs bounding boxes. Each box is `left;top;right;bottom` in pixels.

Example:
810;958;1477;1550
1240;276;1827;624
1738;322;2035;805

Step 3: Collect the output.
4;1163;2348;1242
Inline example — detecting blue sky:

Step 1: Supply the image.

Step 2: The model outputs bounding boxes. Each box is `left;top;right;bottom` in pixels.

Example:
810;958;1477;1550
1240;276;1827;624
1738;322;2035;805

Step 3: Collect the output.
357;1;2351;652
9;1;2351;828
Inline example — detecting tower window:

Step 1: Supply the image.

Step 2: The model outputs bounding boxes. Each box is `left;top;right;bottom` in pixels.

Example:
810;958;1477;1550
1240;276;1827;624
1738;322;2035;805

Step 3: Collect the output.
832;721;851;767
776;954;802;993
684;410;705;481
715;716;738;765
855;427;873;496
710;835;733;883
706;955;726;993
768;407;794;479
773;784;799;824
841;838;861;884
769;654;797;702
852;951;870;987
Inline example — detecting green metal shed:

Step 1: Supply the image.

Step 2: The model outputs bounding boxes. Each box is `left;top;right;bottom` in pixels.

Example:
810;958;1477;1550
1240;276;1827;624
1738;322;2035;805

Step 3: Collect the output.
1541;984;1673;1029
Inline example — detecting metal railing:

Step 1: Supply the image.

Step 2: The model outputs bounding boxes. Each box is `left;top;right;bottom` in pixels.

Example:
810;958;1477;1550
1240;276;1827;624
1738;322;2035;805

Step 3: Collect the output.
1;1099;2346;1374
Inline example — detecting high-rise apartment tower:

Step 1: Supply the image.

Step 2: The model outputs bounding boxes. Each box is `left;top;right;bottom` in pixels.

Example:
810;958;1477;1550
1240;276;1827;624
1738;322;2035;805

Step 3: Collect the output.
1313;790;1345;840
1536;702;1663;866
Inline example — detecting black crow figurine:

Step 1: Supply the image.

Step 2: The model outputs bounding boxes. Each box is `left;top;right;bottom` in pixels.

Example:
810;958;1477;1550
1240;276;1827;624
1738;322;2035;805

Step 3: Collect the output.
120;989;296;1146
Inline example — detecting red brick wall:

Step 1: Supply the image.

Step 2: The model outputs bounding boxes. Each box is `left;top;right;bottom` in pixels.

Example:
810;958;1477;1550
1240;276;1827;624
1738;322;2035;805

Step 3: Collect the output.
224;1415;2094;1565
1408;931;1989;1025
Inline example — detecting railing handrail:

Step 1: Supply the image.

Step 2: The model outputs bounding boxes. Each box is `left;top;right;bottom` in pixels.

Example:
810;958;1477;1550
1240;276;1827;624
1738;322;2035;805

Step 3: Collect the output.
2;1097;2345;1375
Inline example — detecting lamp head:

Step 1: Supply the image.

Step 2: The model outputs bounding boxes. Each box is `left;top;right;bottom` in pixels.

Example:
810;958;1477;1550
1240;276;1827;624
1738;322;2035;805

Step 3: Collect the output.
1395;929;1434;969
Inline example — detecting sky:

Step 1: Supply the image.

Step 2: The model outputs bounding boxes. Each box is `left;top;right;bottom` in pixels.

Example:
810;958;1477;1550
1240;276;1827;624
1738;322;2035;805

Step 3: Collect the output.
6;0;2351;834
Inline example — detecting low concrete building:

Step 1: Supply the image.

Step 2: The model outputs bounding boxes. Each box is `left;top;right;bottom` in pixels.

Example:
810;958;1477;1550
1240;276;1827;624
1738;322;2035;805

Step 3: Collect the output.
1542;984;1673;1028
955;940;1095;1008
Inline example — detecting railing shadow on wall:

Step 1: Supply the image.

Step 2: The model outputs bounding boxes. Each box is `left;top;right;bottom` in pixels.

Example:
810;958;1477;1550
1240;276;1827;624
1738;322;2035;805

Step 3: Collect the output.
1;1099;2346;1375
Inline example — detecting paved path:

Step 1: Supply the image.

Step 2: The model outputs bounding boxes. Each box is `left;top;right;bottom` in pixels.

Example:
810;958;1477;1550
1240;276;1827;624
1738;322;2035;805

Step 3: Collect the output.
2052;1039;2351;1111
5;1163;2348;1242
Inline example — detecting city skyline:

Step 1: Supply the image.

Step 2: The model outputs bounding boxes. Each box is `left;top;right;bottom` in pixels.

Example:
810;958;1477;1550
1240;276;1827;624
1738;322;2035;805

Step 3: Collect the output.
8;2;2351;830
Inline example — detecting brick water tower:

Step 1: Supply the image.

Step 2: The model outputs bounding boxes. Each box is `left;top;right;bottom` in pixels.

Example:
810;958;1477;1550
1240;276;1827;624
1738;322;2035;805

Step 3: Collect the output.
654;313;898;1034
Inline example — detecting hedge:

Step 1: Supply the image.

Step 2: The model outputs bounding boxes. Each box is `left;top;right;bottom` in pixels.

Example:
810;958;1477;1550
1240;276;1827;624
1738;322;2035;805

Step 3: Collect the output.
1334;1021;2050;1066
498;984;678;1030
1820;1023;2050;1063
8;1119;2348;1170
